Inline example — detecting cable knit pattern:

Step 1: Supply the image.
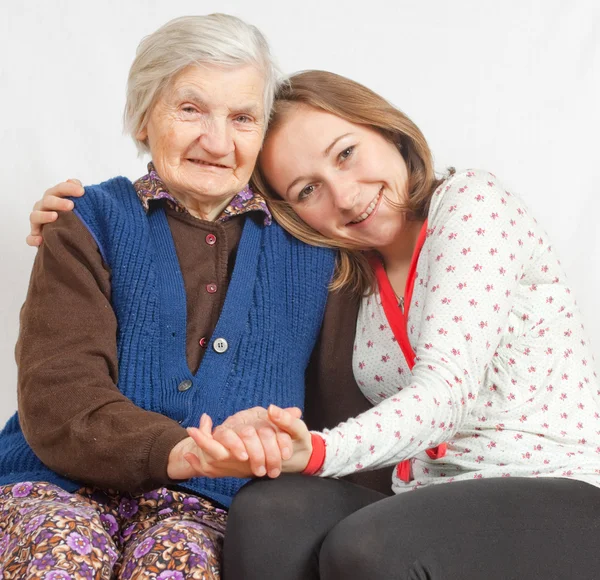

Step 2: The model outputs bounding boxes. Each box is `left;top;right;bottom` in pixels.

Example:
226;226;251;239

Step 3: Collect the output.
0;177;335;507
318;170;600;495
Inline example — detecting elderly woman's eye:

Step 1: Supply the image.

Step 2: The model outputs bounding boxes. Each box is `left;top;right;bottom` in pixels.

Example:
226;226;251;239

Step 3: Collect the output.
235;115;252;123
181;105;198;114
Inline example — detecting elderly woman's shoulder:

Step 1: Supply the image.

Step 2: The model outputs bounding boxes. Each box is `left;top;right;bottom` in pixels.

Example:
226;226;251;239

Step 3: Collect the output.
72;176;146;242
82;176;136;199
76;176;142;213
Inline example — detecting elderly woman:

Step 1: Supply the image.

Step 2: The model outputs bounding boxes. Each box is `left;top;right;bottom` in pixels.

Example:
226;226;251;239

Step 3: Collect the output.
0;16;386;580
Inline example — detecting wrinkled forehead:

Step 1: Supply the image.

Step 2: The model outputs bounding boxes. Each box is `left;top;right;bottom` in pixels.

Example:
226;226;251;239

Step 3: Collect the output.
163;63;266;114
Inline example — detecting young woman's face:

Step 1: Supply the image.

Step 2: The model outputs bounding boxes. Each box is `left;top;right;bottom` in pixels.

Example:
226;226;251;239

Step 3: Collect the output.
260;105;411;251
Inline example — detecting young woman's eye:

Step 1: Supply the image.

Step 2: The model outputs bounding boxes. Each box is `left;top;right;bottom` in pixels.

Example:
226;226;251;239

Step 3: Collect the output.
298;185;315;201
339;145;355;162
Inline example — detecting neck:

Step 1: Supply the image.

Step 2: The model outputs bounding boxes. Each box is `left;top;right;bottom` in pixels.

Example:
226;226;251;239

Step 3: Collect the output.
172;190;234;221
377;218;425;273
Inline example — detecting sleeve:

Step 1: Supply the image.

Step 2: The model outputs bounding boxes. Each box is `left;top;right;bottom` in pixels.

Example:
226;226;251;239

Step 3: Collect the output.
316;170;536;477
303;287;394;494
16;212;188;492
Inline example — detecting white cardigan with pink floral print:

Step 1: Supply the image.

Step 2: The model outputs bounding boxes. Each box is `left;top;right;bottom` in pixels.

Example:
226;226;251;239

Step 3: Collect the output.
316;169;600;494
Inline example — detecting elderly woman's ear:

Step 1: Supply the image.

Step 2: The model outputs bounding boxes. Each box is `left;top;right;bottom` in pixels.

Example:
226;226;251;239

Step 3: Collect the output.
135;126;148;143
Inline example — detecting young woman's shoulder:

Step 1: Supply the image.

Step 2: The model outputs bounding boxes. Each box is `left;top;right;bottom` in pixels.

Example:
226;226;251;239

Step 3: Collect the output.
428;168;531;228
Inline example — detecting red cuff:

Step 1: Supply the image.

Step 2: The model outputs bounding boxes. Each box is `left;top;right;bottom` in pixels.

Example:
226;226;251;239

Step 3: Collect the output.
426;443;447;460
302;433;326;475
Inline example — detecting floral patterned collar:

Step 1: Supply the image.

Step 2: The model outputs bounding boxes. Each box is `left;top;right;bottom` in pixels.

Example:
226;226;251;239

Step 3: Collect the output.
133;162;272;225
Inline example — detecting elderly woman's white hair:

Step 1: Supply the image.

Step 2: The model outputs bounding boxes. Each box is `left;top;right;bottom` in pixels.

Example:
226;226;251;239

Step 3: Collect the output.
124;14;283;154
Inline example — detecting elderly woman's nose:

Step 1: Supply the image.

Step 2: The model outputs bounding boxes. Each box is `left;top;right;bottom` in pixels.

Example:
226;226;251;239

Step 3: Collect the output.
199;119;235;158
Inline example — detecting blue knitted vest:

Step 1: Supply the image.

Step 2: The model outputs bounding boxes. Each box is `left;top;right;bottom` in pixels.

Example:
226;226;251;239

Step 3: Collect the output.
0;177;335;507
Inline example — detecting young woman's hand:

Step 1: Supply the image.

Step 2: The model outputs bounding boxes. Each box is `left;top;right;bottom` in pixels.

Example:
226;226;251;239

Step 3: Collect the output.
266;405;313;473
211;406;302;478
27;178;84;246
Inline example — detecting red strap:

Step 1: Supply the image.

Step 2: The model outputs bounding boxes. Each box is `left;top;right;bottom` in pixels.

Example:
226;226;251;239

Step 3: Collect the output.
371;221;447;481
302;433;326;475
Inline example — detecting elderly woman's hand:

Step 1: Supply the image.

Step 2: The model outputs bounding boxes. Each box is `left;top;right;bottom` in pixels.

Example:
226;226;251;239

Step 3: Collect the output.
27;179;84;246
167;414;255;481
211;406;303;478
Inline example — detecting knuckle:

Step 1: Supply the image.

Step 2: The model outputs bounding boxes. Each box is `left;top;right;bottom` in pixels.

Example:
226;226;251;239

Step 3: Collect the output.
258;426;274;439
279;434;293;446
241;426;255;438
265;449;279;462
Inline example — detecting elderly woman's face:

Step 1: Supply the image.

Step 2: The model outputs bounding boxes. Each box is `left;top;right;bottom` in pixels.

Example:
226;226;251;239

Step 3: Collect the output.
137;64;266;216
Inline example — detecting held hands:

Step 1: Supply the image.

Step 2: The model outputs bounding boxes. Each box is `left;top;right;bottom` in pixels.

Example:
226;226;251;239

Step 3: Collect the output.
211;405;302;478
167;406;313;481
211;405;314;477
167;414;255;481
27;179;84;246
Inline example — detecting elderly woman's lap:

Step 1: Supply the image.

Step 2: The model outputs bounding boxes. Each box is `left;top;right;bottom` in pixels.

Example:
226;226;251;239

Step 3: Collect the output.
0;482;225;579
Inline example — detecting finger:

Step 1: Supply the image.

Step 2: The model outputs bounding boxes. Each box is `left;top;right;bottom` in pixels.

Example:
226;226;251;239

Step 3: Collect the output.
213;427;249;461
30;210;59;230
276;431;293;461
282;407;303;419
267;405;308;439
257;426;283;478
187;425;230;462
239;426;267;477
37;196;75;212
43;181;84;201
199;412;213;434
184;451;205;474
66;178;84;190
25;234;43;247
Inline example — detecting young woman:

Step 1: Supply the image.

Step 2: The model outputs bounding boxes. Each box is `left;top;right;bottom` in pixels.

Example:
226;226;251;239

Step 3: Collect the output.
28;71;600;579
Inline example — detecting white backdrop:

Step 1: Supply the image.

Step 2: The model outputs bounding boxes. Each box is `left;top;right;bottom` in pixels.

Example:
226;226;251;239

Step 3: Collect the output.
1;0;598;424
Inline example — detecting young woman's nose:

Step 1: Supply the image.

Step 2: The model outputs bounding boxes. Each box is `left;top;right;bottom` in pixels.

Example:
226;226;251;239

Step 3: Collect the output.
329;179;360;212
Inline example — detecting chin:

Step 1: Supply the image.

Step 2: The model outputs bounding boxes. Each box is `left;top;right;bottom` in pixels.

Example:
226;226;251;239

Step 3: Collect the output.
189;179;235;197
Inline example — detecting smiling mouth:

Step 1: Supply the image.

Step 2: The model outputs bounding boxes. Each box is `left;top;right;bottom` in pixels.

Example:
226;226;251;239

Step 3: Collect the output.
348;188;383;225
188;159;231;169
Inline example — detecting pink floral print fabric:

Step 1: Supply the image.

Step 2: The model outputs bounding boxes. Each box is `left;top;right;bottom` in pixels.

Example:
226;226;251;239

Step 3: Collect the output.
0;482;227;579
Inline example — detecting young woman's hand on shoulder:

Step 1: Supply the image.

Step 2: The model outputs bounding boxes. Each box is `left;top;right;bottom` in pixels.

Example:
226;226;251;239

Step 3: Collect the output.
27;178;84;246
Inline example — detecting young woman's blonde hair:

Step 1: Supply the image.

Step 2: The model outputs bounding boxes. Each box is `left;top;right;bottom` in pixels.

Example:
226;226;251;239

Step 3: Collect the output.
251;70;449;296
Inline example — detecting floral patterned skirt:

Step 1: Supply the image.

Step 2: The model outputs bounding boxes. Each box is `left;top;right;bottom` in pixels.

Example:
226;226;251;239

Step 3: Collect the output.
0;481;228;579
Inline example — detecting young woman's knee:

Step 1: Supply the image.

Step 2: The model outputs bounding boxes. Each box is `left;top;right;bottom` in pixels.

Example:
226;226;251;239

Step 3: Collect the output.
319;514;379;580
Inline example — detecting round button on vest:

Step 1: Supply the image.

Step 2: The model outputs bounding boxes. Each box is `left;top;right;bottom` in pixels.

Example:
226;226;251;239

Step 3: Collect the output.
199;336;208;348
177;379;193;392
205;233;217;246
213;338;228;354
206;283;217;294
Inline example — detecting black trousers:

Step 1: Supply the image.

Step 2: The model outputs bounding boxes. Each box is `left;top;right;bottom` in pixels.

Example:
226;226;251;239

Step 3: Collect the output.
223;474;600;579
